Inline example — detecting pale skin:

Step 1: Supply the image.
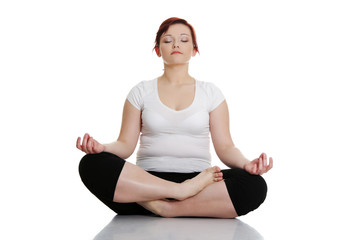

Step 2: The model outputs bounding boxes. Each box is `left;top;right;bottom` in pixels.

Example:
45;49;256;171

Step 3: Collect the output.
76;23;273;218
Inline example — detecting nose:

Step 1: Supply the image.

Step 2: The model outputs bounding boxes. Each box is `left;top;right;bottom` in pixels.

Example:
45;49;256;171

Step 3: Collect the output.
173;39;180;48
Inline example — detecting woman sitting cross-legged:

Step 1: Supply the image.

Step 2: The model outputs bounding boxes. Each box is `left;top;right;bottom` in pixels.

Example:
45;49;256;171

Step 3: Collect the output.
76;17;273;218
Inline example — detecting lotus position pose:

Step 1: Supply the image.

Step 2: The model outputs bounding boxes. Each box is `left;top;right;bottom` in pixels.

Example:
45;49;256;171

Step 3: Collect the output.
76;17;273;218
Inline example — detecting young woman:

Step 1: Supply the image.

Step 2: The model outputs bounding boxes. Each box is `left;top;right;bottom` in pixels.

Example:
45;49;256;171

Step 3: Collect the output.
76;17;273;218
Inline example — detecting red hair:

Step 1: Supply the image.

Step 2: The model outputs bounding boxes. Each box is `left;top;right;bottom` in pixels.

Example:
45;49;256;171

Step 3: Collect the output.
153;17;199;54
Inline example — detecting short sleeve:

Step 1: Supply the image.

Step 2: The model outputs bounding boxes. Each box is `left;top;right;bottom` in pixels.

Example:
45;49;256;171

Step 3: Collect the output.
207;82;225;112
126;81;144;110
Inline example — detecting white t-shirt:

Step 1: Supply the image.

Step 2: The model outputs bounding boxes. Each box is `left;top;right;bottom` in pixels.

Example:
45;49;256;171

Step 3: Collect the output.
127;78;225;173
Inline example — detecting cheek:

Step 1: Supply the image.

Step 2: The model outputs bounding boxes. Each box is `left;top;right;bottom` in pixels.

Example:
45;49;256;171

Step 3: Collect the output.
159;45;170;54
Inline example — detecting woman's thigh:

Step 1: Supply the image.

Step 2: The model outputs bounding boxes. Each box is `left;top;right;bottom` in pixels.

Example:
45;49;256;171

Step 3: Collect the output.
79;152;148;215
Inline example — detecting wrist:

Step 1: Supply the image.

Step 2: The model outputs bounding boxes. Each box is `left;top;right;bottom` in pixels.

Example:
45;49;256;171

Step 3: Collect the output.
103;143;110;152
241;159;251;169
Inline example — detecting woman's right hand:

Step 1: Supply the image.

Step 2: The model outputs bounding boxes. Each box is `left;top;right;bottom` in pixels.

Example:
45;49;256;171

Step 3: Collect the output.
76;133;105;154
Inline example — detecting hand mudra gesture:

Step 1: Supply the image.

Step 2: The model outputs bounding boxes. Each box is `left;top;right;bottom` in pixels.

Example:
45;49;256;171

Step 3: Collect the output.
76;133;105;154
244;153;273;175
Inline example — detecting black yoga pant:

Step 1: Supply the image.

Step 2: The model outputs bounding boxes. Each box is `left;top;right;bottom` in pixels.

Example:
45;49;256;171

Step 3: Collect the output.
79;152;267;216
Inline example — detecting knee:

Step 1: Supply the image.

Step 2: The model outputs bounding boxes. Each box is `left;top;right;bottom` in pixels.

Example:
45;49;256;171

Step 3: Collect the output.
78;153;103;184
239;173;267;216
78;153;103;193
248;174;268;209
226;169;268;216
78;152;125;200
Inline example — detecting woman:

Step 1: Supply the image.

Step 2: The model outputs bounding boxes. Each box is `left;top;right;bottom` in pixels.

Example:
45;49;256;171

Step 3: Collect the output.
76;17;273;218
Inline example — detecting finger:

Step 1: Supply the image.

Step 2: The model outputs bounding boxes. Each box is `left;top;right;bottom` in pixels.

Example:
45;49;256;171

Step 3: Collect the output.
82;133;89;153
76;137;81;150
263;153;268;165
90;137;97;154
261;156;267;174
264;154;268;173
263;157;273;173
91;138;98;153
258;156;263;173
261;157;266;174
87;137;94;154
252;163;258;175
267;157;274;172
258;154;264;172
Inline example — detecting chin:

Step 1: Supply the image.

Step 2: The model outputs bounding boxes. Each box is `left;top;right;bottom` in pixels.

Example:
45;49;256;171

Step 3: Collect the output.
164;59;191;65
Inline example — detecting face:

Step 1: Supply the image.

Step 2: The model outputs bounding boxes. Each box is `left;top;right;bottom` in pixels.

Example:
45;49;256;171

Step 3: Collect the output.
156;24;197;65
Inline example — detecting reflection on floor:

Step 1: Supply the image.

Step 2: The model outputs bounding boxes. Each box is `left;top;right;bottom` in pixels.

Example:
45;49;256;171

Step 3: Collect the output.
94;215;263;240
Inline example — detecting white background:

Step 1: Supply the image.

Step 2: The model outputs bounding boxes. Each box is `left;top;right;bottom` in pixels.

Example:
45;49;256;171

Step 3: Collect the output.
1;0;359;239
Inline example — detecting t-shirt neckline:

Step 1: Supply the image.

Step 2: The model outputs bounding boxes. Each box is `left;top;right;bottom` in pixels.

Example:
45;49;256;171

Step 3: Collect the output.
155;78;197;112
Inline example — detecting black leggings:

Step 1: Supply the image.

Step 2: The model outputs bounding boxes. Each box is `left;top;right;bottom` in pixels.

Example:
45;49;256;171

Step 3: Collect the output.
79;152;267;216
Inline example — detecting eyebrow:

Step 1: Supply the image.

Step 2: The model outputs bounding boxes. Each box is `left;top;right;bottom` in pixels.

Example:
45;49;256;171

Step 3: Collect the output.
163;33;190;37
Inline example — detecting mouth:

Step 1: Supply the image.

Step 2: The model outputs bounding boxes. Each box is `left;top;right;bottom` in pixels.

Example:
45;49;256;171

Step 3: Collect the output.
171;51;182;55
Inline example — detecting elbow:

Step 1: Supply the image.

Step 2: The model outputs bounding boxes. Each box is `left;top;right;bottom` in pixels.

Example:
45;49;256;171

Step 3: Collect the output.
122;148;135;160
120;141;137;159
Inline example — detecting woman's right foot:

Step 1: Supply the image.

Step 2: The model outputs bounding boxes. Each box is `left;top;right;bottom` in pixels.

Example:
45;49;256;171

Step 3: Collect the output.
175;166;223;200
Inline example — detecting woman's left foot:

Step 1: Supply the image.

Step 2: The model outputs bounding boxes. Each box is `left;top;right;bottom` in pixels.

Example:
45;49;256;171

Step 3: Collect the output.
138;200;171;217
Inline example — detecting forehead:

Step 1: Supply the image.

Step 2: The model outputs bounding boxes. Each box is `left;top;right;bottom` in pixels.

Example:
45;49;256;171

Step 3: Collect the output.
163;23;191;36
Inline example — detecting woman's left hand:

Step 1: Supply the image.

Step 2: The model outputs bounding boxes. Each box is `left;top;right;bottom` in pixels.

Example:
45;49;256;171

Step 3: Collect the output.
244;153;273;175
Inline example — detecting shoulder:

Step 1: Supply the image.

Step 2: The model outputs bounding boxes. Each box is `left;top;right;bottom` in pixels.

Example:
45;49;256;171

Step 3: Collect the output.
197;80;225;112
127;79;156;110
128;79;156;97
130;79;155;92
197;80;223;95
197;80;224;99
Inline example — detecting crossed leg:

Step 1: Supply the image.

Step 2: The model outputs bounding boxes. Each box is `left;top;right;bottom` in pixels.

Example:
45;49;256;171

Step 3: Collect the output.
138;180;238;218
113;161;223;202
79;153;265;218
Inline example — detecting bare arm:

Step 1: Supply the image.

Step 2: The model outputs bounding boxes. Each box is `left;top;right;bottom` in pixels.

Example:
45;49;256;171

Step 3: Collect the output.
103;100;141;158
76;100;141;159
209;101;273;174
209;101;249;169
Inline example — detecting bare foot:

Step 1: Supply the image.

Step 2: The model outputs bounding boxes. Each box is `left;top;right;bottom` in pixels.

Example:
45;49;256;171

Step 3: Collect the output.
175;166;223;200
138;167;222;217
138;200;171;217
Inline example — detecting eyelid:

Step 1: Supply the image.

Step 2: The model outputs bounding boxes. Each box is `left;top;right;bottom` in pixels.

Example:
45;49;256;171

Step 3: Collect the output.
162;36;190;43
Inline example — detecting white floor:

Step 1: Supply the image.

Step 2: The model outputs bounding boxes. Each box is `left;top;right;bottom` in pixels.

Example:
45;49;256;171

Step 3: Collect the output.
94;215;263;240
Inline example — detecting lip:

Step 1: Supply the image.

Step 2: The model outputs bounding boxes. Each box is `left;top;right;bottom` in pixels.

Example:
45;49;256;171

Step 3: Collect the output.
171;51;182;55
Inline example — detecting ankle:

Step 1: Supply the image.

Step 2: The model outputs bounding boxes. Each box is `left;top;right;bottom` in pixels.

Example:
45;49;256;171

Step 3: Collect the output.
175;182;200;201
174;183;189;201
157;200;174;218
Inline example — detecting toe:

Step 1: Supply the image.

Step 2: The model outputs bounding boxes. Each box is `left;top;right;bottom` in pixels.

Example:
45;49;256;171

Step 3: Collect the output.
215;176;223;182
213;166;221;172
214;172;223;178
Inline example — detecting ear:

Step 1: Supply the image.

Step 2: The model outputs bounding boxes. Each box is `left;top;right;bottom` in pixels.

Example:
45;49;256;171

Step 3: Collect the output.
155;47;161;57
192;48;198;57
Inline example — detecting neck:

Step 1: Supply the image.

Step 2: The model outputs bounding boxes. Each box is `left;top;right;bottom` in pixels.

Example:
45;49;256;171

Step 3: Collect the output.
161;63;193;84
